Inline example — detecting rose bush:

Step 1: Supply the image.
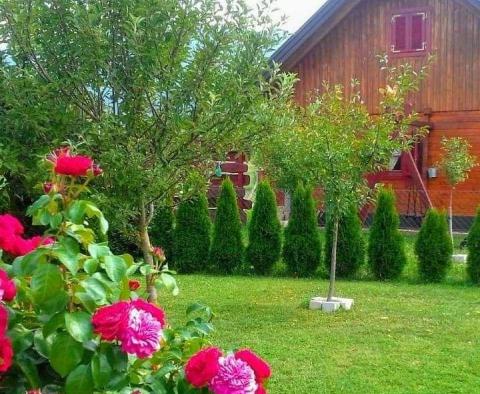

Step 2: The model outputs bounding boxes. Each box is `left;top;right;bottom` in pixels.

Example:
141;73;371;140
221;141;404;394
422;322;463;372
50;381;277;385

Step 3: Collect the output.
0;147;271;393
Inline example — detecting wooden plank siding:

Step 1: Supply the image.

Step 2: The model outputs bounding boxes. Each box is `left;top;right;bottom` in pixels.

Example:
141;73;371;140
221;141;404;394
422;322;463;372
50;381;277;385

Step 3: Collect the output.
282;0;480;217
290;0;480;114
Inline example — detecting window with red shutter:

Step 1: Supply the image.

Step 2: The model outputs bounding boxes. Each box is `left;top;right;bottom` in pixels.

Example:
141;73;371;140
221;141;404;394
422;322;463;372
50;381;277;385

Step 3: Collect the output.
391;10;428;55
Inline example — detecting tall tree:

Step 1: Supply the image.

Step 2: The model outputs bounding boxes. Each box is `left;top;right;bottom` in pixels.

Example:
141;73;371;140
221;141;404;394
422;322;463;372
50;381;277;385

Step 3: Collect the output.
0;0;295;300
438;137;477;244
259;56;431;301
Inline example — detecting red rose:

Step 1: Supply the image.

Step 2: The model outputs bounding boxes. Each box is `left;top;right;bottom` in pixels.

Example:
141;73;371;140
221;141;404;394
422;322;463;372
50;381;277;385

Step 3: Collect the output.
0;214;24;235
92;301;130;341
256;386;267;394
128;279;141;291
54;155;94;177
235;349;271;383
185;347;223;388
12;236;54;257
0;305;8;335
0;336;13;372
26;390;42;394
0;269;16;302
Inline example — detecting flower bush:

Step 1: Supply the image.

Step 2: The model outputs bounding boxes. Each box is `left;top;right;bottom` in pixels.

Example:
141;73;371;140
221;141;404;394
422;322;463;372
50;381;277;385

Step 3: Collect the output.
0;147;271;393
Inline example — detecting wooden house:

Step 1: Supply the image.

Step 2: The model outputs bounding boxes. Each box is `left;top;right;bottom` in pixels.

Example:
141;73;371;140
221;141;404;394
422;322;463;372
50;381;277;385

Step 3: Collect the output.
272;0;480;229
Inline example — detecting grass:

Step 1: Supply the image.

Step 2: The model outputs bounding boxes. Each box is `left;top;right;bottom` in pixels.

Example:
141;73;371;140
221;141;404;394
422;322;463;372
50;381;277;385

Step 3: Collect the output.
162;275;480;394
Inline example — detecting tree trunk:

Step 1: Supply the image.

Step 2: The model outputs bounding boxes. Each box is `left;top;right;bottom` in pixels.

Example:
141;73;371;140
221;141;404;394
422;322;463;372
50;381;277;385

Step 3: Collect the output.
327;216;339;301
139;204;157;303
449;188;454;247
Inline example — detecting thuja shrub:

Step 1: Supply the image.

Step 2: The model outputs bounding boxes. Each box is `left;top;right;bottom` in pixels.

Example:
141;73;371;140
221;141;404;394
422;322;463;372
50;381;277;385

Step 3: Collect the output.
415;208;453;282
209;179;244;274
174;193;211;273
368;188;406;280
0;147;272;393
467;207;480;283
324;205;365;278
246;181;282;275
150;201;175;263
283;185;322;277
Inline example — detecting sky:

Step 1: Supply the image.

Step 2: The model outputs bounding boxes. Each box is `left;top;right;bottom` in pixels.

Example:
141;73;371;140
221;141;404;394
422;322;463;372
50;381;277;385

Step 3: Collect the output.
247;0;328;33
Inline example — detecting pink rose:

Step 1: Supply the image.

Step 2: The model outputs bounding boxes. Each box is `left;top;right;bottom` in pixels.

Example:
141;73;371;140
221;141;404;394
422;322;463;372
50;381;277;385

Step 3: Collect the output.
235;349;271;383
185;347;223;388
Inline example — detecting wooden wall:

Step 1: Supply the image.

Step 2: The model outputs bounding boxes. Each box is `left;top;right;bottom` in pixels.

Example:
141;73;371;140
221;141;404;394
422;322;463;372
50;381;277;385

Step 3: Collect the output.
290;0;480;114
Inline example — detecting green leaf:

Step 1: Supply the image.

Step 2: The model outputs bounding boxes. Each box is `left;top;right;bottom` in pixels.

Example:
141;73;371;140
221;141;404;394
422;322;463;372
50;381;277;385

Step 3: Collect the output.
88;243;111;259
33;329;51;358
83;258;99;274
50;333;84;377
12;249;48;276
65;312;93;343
53;237;80;275
31;264;64;304
103;255;127;282
91;353;112;389
42;312;66;337
26;194;51;216
66;364;94;394
155;273;179;296
10;325;34;353
186;303;213;321
81;277;107;302
75;292;97;313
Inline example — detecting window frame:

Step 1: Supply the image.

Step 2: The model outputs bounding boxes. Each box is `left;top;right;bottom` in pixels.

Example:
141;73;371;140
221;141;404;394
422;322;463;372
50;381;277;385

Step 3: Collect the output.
389;8;431;58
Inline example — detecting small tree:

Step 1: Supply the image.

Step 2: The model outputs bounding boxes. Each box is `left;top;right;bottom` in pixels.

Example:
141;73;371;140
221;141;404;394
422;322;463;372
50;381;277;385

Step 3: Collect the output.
174;194;211;273
368;188;406;280
438;137;477;243
246;180;282;275
209;179;244;274
283;185;322;277
150;201;175;263
259;56;431;301
415;209;452;282
466;207;480;284
324;206;365;278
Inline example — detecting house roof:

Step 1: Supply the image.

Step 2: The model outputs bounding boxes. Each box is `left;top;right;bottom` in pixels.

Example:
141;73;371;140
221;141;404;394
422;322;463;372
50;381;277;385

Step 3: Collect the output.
271;0;480;69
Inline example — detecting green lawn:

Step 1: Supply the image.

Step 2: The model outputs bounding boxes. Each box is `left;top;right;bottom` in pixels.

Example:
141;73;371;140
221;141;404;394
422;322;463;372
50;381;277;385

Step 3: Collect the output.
162;275;480;394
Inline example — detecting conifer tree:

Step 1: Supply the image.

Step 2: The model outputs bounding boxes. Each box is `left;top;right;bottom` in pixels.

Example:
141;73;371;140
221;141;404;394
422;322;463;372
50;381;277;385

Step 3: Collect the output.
368;188;406;280
209;179;244;274
150;202;175;263
324;205;365;278
415;209;452;282
246;181;282;275
283;185;322;277
174;194;211;273
466;207;480;283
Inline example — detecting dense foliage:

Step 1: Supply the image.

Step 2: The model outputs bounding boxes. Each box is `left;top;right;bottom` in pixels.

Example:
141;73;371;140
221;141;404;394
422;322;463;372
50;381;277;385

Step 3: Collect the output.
150;202;175;264
324;206;365;278
283;185;321;277
0;0;296;300
368;188;406;280
246;181;282;275
415;209;452;282
209;180;244;274
174;194;211;274
466;208;480;284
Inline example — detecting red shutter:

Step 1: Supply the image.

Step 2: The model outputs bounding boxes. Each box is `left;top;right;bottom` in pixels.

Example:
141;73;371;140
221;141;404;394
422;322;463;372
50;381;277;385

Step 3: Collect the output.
411;13;426;50
392;15;407;52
